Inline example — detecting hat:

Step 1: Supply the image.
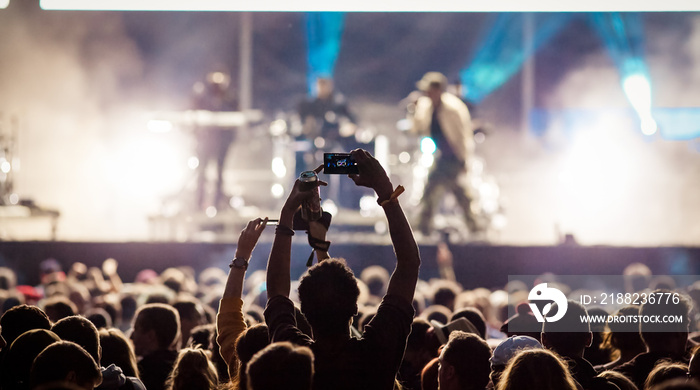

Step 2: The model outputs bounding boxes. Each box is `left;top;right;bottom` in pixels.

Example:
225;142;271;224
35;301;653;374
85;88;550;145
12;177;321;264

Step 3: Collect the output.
16;285;42;301
416;72;448;92
135;269;159;284
40;258;62;274
430;317;480;345
490;335;542;368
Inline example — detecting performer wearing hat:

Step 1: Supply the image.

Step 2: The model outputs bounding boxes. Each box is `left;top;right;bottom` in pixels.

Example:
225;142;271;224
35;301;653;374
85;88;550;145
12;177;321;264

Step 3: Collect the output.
411;72;479;236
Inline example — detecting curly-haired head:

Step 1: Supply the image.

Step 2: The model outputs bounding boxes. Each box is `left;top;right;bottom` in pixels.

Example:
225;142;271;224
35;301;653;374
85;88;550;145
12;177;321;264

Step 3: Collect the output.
297;259;359;337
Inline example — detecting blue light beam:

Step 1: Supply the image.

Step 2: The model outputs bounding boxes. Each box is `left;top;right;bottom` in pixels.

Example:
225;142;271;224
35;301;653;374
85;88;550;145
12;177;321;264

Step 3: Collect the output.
305;12;345;95
460;13;571;104
589;13;657;135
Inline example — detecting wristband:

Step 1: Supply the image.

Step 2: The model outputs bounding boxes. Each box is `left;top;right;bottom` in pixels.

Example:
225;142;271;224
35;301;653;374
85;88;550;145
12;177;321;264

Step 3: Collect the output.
306;234;331;267
229;257;249;270
378;185;405;207
275;224;295;236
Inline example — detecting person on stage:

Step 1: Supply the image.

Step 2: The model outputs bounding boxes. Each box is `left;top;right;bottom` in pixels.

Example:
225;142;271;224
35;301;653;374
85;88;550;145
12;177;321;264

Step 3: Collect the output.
191;71;239;211
411;72;479;237
297;77;364;210
298;77;357;156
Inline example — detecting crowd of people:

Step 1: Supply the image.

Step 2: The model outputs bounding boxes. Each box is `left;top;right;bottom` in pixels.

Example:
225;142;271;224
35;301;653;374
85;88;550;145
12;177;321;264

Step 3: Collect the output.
1;149;700;390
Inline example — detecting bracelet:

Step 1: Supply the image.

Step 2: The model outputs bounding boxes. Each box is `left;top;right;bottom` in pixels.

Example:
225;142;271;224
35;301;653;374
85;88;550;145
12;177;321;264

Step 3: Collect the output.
378;185;405;207
275;224;295;236
229;257;249;270
307;234;331;251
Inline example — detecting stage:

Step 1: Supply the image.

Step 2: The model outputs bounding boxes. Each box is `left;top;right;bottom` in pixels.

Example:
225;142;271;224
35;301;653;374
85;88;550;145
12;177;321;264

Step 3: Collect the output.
2;238;698;289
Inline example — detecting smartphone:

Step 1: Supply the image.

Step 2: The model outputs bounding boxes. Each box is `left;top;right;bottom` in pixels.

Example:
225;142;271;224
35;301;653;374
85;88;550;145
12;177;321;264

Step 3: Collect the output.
323;153;359;174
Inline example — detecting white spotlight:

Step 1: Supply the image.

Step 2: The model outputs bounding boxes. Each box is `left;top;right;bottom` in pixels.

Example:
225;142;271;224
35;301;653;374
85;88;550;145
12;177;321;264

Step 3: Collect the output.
321;199;338;216
359;195;379;217
269;119;287;137
188;157;200;170
420;137;436;155
271;157;287;178
147;120;173;133
640;115;658;136
271;184;285;199
623;73;657;135
622;74;651;112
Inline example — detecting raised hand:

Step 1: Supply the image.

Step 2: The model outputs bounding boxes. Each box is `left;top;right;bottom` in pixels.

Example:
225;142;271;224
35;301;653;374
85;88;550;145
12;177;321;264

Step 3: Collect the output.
347;149;393;200
235;218;268;260
281;165;327;214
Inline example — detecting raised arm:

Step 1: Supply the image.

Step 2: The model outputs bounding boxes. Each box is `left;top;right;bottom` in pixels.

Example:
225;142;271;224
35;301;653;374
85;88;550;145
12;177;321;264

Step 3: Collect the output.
217;218;267;378
266;168;326;300
348;149;421;304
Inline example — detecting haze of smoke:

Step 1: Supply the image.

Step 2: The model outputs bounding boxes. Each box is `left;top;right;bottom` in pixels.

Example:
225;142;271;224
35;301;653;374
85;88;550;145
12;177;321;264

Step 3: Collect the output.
0;9;149;240
520;14;700;245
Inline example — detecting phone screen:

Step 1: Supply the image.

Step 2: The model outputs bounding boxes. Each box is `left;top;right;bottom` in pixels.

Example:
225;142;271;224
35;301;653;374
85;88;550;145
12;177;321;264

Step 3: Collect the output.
323;153;359;174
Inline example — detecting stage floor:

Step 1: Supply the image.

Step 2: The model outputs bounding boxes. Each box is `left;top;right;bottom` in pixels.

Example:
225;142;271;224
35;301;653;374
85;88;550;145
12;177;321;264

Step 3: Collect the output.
1;239;698;290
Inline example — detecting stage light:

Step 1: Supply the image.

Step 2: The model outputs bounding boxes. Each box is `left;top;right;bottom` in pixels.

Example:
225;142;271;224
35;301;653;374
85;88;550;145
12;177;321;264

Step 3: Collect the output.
0;0;8;9
229;196;245;209
104;132;188;200
640;115;658;136
321;199;337;216
269;119;287;137
374;221;388;235
187;156;199;170
0;160;10;173
622;73;657;135
271;184;285;198
589;14;656;135
359;195;379;217
147;119;173;133
461;13;570;103
555;115;644;239
205;206;217;218
622;74;651;113
420;154;434;168
398;152;411;164
271;157;287;178
420;137;436;155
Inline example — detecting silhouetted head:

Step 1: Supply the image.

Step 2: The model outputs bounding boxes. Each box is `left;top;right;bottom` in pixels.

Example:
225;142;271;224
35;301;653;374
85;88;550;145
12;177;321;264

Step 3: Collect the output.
51;315;101;365
99;328;139;378
297;259;359;338
0;329;60;390
131;303;181;356
1;304;51;346
438;331;491;390
30;341;102;390
495;349;578;390
246;342;314;390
